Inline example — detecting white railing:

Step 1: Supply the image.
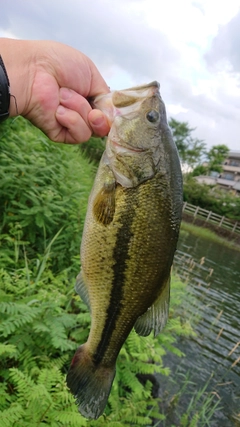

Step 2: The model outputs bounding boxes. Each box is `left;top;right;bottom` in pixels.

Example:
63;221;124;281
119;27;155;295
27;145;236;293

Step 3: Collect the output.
182;202;240;235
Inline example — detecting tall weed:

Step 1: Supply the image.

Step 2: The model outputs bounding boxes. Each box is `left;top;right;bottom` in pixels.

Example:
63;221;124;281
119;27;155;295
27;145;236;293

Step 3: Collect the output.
0;117;94;273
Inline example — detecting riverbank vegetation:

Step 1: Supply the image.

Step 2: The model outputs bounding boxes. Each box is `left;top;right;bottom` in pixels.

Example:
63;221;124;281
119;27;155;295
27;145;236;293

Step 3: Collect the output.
183;178;240;221
0;117;222;426
180;221;240;252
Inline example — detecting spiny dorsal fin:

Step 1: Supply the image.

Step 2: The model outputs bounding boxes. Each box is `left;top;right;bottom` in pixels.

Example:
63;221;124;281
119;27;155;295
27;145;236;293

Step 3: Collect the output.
134;276;170;337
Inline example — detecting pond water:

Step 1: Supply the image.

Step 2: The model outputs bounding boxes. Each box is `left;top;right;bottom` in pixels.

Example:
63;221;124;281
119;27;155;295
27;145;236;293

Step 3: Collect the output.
159;230;240;426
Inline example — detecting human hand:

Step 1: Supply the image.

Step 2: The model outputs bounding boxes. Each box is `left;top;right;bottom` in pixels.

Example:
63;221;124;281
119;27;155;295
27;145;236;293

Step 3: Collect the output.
1;38;110;143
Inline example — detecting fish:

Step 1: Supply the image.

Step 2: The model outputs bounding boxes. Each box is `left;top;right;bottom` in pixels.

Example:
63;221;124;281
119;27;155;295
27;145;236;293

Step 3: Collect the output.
66;81;183;419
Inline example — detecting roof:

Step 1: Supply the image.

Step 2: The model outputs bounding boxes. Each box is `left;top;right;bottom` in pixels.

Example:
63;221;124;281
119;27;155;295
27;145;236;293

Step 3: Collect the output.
229;151;240;159
233;181;240;190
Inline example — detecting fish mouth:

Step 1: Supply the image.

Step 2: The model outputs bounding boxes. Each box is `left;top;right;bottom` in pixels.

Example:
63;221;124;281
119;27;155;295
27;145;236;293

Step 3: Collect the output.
91;82;160;126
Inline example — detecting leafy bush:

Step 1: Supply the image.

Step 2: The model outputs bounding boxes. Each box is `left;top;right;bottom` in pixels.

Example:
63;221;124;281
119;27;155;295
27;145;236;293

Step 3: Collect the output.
0;117;94;273
183;177;240;221
79;136;105;165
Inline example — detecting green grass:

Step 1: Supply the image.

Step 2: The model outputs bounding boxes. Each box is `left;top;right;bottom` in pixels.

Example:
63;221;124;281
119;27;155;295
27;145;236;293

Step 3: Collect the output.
180;221;240;252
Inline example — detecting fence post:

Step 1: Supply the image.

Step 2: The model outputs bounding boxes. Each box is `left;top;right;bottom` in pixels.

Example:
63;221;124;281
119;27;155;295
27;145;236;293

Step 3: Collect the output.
232;222;238;233
206;211;212;222
218;216;225;227
194;206;199;217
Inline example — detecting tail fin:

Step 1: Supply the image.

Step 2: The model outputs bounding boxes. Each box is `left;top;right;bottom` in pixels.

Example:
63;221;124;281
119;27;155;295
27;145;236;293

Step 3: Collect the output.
66;345;116;419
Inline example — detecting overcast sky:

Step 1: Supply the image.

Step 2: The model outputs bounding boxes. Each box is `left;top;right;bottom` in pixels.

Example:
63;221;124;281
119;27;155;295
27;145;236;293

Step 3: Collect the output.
1;0;240;151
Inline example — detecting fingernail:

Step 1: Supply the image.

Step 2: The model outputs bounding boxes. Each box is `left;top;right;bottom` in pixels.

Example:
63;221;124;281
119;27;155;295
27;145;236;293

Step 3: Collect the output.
60;88;72;100
56;105;66;115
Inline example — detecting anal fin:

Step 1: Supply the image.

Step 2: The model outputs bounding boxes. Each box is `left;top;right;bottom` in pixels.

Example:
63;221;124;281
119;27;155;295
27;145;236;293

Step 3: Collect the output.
75;271;91;311
134;276;170;337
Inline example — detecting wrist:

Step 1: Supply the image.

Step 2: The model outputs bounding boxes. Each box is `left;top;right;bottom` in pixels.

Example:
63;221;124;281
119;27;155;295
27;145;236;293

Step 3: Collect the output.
0;38;34;118
0;55;10;122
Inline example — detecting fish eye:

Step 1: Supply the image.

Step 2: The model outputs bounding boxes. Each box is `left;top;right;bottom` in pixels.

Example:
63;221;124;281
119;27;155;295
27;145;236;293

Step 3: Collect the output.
146;110;160;123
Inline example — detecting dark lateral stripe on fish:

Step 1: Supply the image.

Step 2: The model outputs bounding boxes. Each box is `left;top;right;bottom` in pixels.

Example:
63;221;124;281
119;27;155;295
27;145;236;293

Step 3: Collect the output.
93;189;134;365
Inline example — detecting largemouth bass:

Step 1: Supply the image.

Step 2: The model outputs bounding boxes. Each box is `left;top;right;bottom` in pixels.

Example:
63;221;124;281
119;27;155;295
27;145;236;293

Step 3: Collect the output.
67;81;183;419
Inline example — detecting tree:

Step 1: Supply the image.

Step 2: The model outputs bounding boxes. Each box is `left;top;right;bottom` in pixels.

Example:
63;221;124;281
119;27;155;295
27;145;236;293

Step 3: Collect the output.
169;118;206;172
207;144;229;173
191;164;208;177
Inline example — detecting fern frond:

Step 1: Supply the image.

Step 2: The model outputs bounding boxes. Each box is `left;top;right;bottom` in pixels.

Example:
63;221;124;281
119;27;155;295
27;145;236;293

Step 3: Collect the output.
0;305;41;337
54;411;87;426
102;422;123;427
0;403;24;427
0;383;11;411
46;319;77;351
119;365;145;396
48;353;69;370
9;368;36;402
0;343;17;358
17;348;39;372
37;367;62;392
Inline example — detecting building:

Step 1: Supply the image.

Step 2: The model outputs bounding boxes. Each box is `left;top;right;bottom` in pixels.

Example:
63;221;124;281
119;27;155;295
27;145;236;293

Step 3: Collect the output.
195;151;240;195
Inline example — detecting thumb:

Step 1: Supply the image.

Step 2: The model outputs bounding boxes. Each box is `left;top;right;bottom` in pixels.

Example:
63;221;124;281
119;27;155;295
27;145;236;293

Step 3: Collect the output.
88;109;110;137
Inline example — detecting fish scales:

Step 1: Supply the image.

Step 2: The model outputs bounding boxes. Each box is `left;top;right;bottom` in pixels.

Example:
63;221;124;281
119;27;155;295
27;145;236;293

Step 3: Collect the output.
67;81;183;419
83;172;175;364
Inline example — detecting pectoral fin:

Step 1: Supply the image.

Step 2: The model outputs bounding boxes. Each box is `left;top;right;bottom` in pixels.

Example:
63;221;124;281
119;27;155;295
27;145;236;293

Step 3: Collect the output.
134;276;170;337
75;271;91;311
93;174;116;226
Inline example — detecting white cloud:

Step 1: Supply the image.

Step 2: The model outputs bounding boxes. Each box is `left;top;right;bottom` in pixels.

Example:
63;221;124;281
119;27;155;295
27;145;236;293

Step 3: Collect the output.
1;0;240;151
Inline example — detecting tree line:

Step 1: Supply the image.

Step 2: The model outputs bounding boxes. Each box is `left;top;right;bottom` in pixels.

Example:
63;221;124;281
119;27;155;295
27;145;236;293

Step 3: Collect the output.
169;118;229;175
168;118;240;221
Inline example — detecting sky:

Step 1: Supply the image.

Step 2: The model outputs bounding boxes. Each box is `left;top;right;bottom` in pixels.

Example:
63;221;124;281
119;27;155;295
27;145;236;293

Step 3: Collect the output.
1;0;240;152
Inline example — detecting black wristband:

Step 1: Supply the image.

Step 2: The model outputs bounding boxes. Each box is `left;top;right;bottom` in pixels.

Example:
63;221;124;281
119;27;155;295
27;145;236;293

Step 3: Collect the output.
0;55;10;123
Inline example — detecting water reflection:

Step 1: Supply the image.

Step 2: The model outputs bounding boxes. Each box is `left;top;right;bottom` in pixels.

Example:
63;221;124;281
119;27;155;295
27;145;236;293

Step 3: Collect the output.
161;231;240;426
